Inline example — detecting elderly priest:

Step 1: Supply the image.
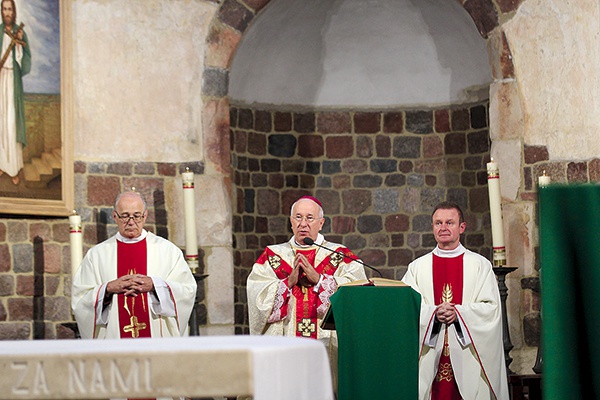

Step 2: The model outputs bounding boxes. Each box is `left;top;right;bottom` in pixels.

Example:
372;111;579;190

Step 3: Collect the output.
72;190;197;340
247;196;367;354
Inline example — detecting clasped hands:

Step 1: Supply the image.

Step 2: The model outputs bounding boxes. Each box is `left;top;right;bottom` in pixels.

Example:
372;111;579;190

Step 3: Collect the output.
288;253;320;289
106;274;154;297
435;302;457;325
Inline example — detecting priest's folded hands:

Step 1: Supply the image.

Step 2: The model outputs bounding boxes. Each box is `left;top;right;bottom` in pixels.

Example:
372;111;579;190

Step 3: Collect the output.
435;302;457;324
106;274;155;297
288;252;321;288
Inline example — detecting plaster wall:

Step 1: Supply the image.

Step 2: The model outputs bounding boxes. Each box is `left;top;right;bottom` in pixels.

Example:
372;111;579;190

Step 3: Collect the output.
504;0;600;160
230;0;491;107
72;0;212;163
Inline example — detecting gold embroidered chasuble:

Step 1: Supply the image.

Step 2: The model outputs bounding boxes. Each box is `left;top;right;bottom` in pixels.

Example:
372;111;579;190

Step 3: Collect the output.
247;235;368;344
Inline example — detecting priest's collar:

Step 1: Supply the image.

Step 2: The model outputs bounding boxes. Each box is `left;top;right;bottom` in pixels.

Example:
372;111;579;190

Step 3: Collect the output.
116;229;148;244
433;243;465;258
290;233;324;248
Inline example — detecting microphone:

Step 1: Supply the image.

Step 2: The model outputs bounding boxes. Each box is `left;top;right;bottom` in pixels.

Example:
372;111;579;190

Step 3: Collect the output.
303;237;383;277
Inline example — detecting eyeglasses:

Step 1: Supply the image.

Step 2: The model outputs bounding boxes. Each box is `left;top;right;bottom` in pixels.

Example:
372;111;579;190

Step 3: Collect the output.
114;210;146;223
293;215;320;224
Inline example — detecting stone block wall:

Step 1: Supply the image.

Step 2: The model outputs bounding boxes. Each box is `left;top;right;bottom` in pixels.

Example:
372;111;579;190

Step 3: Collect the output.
0;161;206;340
230;102;494;333
522;145;600;196
516;145;600;348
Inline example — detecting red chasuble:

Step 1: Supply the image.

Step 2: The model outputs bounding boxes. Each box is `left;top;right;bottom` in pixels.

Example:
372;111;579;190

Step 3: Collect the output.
431;254;464;400
117;240;152;339
257;245;347;339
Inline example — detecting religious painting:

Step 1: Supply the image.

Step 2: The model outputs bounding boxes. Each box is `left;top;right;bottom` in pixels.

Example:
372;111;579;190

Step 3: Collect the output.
0;0;73;216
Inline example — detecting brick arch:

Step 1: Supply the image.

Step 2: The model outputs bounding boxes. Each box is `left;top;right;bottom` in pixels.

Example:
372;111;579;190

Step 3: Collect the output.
207;0;529;338
201;0;522;175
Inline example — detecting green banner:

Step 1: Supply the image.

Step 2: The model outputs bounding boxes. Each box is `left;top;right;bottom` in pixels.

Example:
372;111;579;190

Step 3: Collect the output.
540;184;600;399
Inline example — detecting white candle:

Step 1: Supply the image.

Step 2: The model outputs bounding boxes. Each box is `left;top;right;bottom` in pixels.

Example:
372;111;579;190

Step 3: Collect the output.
69;212;83;279
182;169;198;271
538;171;551;187
486;160;506;266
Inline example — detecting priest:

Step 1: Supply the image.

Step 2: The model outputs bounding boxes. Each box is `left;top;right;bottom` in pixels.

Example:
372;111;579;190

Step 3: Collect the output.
401;201;509;400
72;190;197;340
247;195;367;356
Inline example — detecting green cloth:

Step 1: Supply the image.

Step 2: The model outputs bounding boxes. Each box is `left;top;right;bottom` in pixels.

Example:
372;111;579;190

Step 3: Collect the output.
326;285;421;400
540;184;600;399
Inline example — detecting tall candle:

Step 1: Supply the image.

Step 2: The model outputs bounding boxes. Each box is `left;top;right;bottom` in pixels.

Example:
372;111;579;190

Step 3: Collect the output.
69;212;83;279
182;169;198;271
486;160;506;266
538;171;551;187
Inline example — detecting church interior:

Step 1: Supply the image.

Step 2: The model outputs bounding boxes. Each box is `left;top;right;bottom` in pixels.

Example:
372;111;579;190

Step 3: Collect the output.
1;0;599;398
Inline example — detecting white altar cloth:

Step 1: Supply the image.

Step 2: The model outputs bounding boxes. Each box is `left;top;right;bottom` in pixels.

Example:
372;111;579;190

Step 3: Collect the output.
0;335;335;400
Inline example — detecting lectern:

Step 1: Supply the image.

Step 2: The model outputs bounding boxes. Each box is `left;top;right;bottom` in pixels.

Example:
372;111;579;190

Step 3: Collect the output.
323;283;421;400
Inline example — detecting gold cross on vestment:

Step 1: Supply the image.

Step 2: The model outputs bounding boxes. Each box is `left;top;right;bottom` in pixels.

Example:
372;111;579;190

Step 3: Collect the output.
297;318;316;337
123;315;147;338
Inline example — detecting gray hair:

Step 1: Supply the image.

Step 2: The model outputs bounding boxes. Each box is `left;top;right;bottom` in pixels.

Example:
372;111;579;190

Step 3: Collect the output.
114;191;147;211
290;199;324;218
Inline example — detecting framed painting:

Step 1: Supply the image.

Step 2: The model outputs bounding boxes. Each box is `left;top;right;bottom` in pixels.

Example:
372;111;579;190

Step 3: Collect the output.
0;0;73;216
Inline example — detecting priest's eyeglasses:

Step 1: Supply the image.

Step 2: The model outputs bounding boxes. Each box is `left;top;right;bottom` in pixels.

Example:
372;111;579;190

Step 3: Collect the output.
114;210;146;223
293;215;318;224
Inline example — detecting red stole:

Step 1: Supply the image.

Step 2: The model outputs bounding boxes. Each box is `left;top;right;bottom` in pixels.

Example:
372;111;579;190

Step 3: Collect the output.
292;249;318;339
431;253;464;400
117;239;151;339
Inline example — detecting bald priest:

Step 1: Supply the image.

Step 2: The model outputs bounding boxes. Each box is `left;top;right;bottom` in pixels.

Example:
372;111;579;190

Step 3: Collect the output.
72;191;197;340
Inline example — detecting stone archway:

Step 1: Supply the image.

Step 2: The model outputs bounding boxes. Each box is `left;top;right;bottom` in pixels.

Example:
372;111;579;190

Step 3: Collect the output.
201;0;522;175
201;0;531;367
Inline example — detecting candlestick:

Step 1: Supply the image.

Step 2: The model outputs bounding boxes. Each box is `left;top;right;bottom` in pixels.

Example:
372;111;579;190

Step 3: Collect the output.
538;171;551;187
487;159;506;266
69;211;83;279
182;168;198;271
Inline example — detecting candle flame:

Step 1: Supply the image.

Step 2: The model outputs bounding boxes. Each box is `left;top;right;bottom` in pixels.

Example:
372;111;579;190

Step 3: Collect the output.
185;167;190;172
542;170;547;176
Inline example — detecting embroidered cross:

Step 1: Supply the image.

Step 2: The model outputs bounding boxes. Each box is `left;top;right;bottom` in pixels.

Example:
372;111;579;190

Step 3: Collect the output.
268;255;281;270
297;318;316;337
330;253;343;267
123;315;147;338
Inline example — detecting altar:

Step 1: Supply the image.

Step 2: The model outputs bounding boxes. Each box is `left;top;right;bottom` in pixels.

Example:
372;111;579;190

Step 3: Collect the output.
0;335;334;400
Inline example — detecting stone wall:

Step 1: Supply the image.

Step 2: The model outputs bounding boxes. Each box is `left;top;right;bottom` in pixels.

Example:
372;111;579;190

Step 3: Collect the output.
231;102;495;333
